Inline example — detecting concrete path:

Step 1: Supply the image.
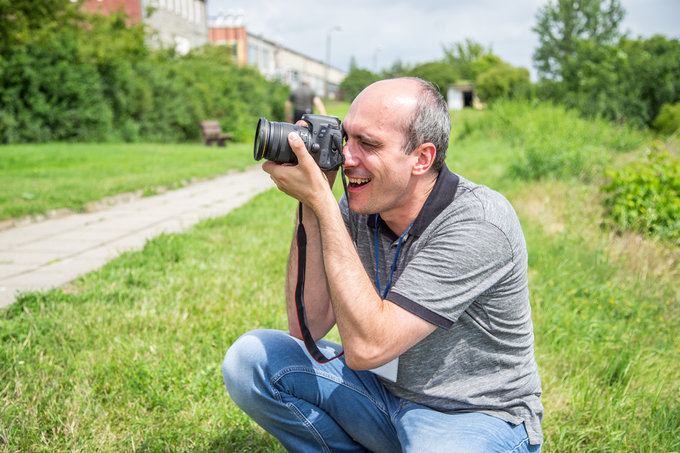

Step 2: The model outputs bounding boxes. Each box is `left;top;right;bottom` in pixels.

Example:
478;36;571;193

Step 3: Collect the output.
0;166;274;309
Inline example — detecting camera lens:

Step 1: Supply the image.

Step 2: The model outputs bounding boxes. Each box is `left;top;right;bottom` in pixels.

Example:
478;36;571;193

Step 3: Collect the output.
253;117;299;165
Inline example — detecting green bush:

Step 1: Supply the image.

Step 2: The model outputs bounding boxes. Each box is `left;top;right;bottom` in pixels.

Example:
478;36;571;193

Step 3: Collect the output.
538;35;680;129
407;61;460;97
601;142;680;245
0;9;288;144
652;102;680;135
475;63;531;102
0;30;113;143
340;68;380;102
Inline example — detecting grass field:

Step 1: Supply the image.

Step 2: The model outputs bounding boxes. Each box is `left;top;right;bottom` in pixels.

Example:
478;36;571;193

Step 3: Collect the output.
0;100;350;224
1;102;678;451
0;142;256;222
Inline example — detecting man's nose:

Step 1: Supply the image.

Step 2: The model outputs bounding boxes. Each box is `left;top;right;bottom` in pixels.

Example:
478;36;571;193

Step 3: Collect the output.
342;145;357;166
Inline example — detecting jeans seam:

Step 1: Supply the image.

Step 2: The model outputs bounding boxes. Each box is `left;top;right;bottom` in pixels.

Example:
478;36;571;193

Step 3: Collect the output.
508;435;530;453
269;365;389;453
283;400;331;453
271;365;391;417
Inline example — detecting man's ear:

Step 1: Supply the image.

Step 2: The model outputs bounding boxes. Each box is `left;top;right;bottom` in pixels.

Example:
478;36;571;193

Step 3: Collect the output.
411;143;436;176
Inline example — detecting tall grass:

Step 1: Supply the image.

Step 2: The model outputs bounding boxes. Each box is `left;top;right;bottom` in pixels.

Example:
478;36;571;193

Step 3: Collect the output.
1;101;679;451
453;101;646;181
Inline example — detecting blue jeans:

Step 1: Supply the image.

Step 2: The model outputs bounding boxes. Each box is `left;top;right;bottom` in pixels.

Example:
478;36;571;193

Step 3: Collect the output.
222;329;540;453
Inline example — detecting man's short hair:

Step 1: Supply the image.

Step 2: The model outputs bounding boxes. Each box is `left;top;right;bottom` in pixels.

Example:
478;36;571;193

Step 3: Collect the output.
399;78;451;172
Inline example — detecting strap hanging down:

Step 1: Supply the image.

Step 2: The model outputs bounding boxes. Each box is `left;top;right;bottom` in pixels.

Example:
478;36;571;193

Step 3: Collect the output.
295;201;344;363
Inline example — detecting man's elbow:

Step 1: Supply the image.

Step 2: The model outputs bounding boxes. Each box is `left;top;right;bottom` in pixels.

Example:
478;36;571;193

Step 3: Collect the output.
343;341;388;370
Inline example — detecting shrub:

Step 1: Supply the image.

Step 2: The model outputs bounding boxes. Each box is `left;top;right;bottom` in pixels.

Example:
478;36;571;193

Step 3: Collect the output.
601;142;680;246
0;30;113;143
407;61;460;97
0;9;288;144
339;68;379;102
652;102;680;135
475;63;531;102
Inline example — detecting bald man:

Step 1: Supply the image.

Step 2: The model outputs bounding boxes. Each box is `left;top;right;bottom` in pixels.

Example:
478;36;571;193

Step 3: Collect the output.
223;77;543;452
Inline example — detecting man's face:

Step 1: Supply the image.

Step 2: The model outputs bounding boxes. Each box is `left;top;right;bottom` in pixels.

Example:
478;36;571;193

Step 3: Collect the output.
341;80;420;217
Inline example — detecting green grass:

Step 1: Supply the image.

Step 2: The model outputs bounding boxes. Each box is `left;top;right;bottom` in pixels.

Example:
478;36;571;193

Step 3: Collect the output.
1;190;296;452
1;103;679;451
0;104;351;223
0;142;256;221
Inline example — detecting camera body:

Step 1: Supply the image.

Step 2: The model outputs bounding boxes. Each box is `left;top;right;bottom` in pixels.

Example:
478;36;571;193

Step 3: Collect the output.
254;114;345;171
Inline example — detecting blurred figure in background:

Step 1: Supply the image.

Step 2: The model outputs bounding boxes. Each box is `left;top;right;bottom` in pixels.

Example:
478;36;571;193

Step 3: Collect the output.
285;79;327;122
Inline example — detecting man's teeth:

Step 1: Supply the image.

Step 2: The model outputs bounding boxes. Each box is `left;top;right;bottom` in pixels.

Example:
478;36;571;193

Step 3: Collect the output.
349;177;371;185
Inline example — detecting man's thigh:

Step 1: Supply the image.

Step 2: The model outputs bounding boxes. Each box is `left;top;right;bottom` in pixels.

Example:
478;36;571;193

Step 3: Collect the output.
224;329;402;452
394;403;540;453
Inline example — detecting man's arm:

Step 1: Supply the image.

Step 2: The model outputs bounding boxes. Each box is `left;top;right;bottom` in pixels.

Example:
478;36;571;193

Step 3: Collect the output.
263;132;436;370
285;202;336;341
284;99;293;123
313;96;327;115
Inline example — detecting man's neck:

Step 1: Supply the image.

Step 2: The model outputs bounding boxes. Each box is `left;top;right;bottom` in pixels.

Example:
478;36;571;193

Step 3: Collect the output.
381;171;438;236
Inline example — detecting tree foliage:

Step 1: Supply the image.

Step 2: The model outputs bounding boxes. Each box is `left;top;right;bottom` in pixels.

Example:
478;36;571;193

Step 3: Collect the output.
533;0;625;80
539;34;680;128
0;4;287;143
407;62;459;97
443;39;490;81
476;64;531;102
0;0;77;53
533;0;680;128
339;68;380;102
341;39;529;103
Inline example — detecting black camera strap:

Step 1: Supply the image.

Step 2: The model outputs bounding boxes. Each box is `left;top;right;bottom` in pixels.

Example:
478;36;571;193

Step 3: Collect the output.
294;169;349;364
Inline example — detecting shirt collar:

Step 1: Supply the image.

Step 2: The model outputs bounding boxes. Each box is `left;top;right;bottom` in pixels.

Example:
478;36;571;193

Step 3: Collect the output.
368;164;460;240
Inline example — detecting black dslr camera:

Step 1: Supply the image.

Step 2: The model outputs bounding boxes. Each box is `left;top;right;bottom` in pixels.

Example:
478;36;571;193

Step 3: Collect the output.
253;114;345;171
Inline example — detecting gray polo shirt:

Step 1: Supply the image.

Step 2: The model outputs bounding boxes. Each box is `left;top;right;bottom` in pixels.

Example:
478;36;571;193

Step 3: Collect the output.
339;165;544;445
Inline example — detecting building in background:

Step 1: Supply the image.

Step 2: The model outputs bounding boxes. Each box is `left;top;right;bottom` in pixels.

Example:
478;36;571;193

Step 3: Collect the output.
209;12;346;99
76;2;345;97
76;0;209;54
447;83;484;111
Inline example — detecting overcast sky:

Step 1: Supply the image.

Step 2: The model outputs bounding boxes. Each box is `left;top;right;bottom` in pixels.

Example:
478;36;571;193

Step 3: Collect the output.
206;0;679;80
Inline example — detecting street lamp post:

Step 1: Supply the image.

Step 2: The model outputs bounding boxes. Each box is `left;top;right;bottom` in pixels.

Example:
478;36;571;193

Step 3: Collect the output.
373;45;383;73
325;25;342;100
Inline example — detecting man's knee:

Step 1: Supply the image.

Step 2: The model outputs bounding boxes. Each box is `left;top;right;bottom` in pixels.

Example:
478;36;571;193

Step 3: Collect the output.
222;329;295;397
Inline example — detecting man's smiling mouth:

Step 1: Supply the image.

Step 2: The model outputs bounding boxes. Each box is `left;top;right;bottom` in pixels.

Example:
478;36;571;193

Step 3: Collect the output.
348;176;371;188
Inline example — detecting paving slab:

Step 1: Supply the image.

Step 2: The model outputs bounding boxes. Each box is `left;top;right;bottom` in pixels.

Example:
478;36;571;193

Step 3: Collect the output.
0;166;274;308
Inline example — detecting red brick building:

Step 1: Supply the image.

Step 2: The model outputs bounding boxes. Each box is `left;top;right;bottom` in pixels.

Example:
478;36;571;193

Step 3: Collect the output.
78;0;143;21
75;0;209;54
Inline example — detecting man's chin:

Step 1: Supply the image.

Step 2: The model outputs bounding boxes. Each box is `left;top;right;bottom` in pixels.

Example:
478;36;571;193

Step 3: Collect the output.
348;199;374;215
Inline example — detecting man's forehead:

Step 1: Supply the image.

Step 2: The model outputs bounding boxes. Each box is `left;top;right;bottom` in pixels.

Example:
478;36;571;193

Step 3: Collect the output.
345;81;418;133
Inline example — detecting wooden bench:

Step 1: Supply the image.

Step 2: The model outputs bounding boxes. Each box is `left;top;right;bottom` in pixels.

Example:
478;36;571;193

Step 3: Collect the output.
200;121;234;147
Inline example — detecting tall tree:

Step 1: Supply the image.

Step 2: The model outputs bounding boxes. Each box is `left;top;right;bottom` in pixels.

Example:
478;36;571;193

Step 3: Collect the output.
533;0;625;80
442;38;490;81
